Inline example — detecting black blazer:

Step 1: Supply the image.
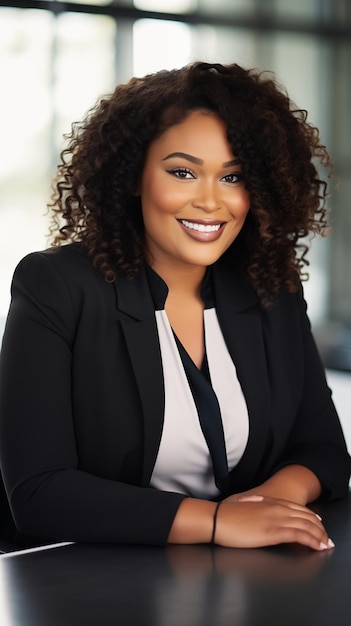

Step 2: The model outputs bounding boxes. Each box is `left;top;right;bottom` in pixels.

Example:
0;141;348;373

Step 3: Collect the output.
0;245;350;545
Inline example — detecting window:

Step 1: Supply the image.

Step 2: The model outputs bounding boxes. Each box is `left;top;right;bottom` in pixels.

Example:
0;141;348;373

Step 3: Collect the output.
1;0;350;361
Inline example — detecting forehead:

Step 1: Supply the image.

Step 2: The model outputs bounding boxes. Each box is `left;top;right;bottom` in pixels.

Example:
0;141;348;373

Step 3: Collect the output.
148;110;234;159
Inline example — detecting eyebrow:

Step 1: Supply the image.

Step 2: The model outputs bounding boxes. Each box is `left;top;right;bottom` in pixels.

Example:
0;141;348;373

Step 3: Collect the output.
162;152;240;168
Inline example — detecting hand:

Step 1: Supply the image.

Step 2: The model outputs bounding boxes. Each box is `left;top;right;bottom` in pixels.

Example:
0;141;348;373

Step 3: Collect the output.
213;495;334;551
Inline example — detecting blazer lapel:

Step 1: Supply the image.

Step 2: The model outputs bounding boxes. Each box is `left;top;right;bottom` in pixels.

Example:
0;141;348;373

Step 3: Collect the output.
114;268;165;486
212;258;271;487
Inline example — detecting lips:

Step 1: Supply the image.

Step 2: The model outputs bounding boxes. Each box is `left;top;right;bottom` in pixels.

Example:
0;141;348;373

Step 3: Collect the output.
177;218;226;242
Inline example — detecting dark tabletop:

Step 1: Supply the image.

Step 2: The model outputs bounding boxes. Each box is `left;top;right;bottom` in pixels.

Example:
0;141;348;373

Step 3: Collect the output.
0;492;350;626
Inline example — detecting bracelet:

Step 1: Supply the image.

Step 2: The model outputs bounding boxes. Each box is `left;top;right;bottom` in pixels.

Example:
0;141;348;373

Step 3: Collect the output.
211;501;222;544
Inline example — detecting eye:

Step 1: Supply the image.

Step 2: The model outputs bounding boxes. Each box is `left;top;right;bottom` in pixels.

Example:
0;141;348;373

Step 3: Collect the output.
166;167;196;179
221;172;244;184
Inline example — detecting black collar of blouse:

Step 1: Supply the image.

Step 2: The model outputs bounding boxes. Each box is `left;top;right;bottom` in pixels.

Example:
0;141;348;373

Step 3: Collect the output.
145;264;215;311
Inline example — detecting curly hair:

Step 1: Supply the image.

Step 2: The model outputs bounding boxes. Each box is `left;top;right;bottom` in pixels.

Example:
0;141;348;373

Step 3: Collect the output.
48;61;332;304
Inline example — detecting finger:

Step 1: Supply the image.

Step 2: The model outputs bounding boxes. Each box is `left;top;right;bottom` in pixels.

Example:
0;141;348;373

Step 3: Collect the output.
241;498;330;543
276;526;335;552
237;496;325;529
284;507;327;534
234;496;326;539
266;503;329;540
279;513;333;548
255;498;326;528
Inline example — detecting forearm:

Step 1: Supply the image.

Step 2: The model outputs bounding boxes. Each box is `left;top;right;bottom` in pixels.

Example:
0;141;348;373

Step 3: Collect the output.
8;470;186;545
237;464;322;505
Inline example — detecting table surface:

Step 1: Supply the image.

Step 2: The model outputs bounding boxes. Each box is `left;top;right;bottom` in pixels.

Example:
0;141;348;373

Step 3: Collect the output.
0;492;350;626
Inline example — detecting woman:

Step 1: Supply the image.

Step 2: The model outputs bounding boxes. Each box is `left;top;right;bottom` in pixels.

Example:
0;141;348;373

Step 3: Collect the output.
0;62;350;550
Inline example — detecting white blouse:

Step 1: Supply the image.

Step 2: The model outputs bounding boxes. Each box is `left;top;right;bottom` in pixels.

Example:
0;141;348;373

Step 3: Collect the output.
150;306;249;499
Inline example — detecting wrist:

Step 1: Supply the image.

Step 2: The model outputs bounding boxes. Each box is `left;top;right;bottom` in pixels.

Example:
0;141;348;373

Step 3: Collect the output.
211;502;222;544
168;498;217;544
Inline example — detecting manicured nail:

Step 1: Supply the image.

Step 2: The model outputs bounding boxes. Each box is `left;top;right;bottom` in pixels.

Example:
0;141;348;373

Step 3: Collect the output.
315;514;322;521
328;538;335;549
238;495;264;502
319;542;328;550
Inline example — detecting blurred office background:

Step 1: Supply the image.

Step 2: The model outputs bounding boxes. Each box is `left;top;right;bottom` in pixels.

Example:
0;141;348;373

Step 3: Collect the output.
0;0;350;443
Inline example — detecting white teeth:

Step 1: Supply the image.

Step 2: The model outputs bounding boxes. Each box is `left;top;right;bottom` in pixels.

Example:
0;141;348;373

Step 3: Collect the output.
180;220;222;233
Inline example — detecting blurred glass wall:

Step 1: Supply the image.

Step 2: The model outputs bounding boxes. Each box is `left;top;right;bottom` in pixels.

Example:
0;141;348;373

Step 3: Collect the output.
1;0;350;366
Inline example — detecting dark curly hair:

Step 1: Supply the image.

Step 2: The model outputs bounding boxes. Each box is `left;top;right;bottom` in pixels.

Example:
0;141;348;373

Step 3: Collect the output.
48;61;332;304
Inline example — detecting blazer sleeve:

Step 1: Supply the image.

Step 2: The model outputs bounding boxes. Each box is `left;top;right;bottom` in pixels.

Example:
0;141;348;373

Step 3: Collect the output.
0;252;185;545
273;289;351;500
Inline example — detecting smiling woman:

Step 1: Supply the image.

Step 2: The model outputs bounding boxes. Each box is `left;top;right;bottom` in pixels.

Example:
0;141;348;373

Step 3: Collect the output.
140;111;250;274
0;62;350;552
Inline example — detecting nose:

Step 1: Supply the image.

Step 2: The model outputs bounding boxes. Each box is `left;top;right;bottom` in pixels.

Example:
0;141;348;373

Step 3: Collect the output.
192;179;221;213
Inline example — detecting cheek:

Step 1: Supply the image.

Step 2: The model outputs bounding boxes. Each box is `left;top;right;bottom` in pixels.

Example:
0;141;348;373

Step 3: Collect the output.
142;178;185;216
231;189;250;218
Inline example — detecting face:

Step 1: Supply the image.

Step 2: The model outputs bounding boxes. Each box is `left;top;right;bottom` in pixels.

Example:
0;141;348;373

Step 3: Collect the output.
139;110;250;275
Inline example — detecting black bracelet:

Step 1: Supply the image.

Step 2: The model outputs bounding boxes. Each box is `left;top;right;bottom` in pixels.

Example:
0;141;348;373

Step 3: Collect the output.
211;501;222;544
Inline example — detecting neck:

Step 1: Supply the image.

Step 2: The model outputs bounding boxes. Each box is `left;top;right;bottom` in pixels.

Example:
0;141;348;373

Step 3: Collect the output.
148;259;206;298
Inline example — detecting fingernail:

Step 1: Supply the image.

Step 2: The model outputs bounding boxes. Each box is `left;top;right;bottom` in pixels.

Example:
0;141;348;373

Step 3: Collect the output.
238;495;264;502
315;514;322;521
319;542;328;550
328;538;335;549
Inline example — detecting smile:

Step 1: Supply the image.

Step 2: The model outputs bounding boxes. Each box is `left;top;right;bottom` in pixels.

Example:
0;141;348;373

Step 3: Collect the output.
179;219;223;233
177;218;226;243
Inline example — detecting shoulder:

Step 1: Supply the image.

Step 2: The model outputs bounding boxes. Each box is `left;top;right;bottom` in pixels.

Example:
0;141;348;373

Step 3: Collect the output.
15;244;95;278
214;242;307;318
212;252;305;320
8;246;119;343
11;245;113;317
265;284;307;324
13;244;104;293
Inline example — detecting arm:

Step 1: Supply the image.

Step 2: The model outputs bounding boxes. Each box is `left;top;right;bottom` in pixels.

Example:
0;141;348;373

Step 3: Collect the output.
226;464;322;505
167;289;344;550
168;290;348;549
274;291;351;501
0;251;185;545
223;291;350;510
167;494;334;551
